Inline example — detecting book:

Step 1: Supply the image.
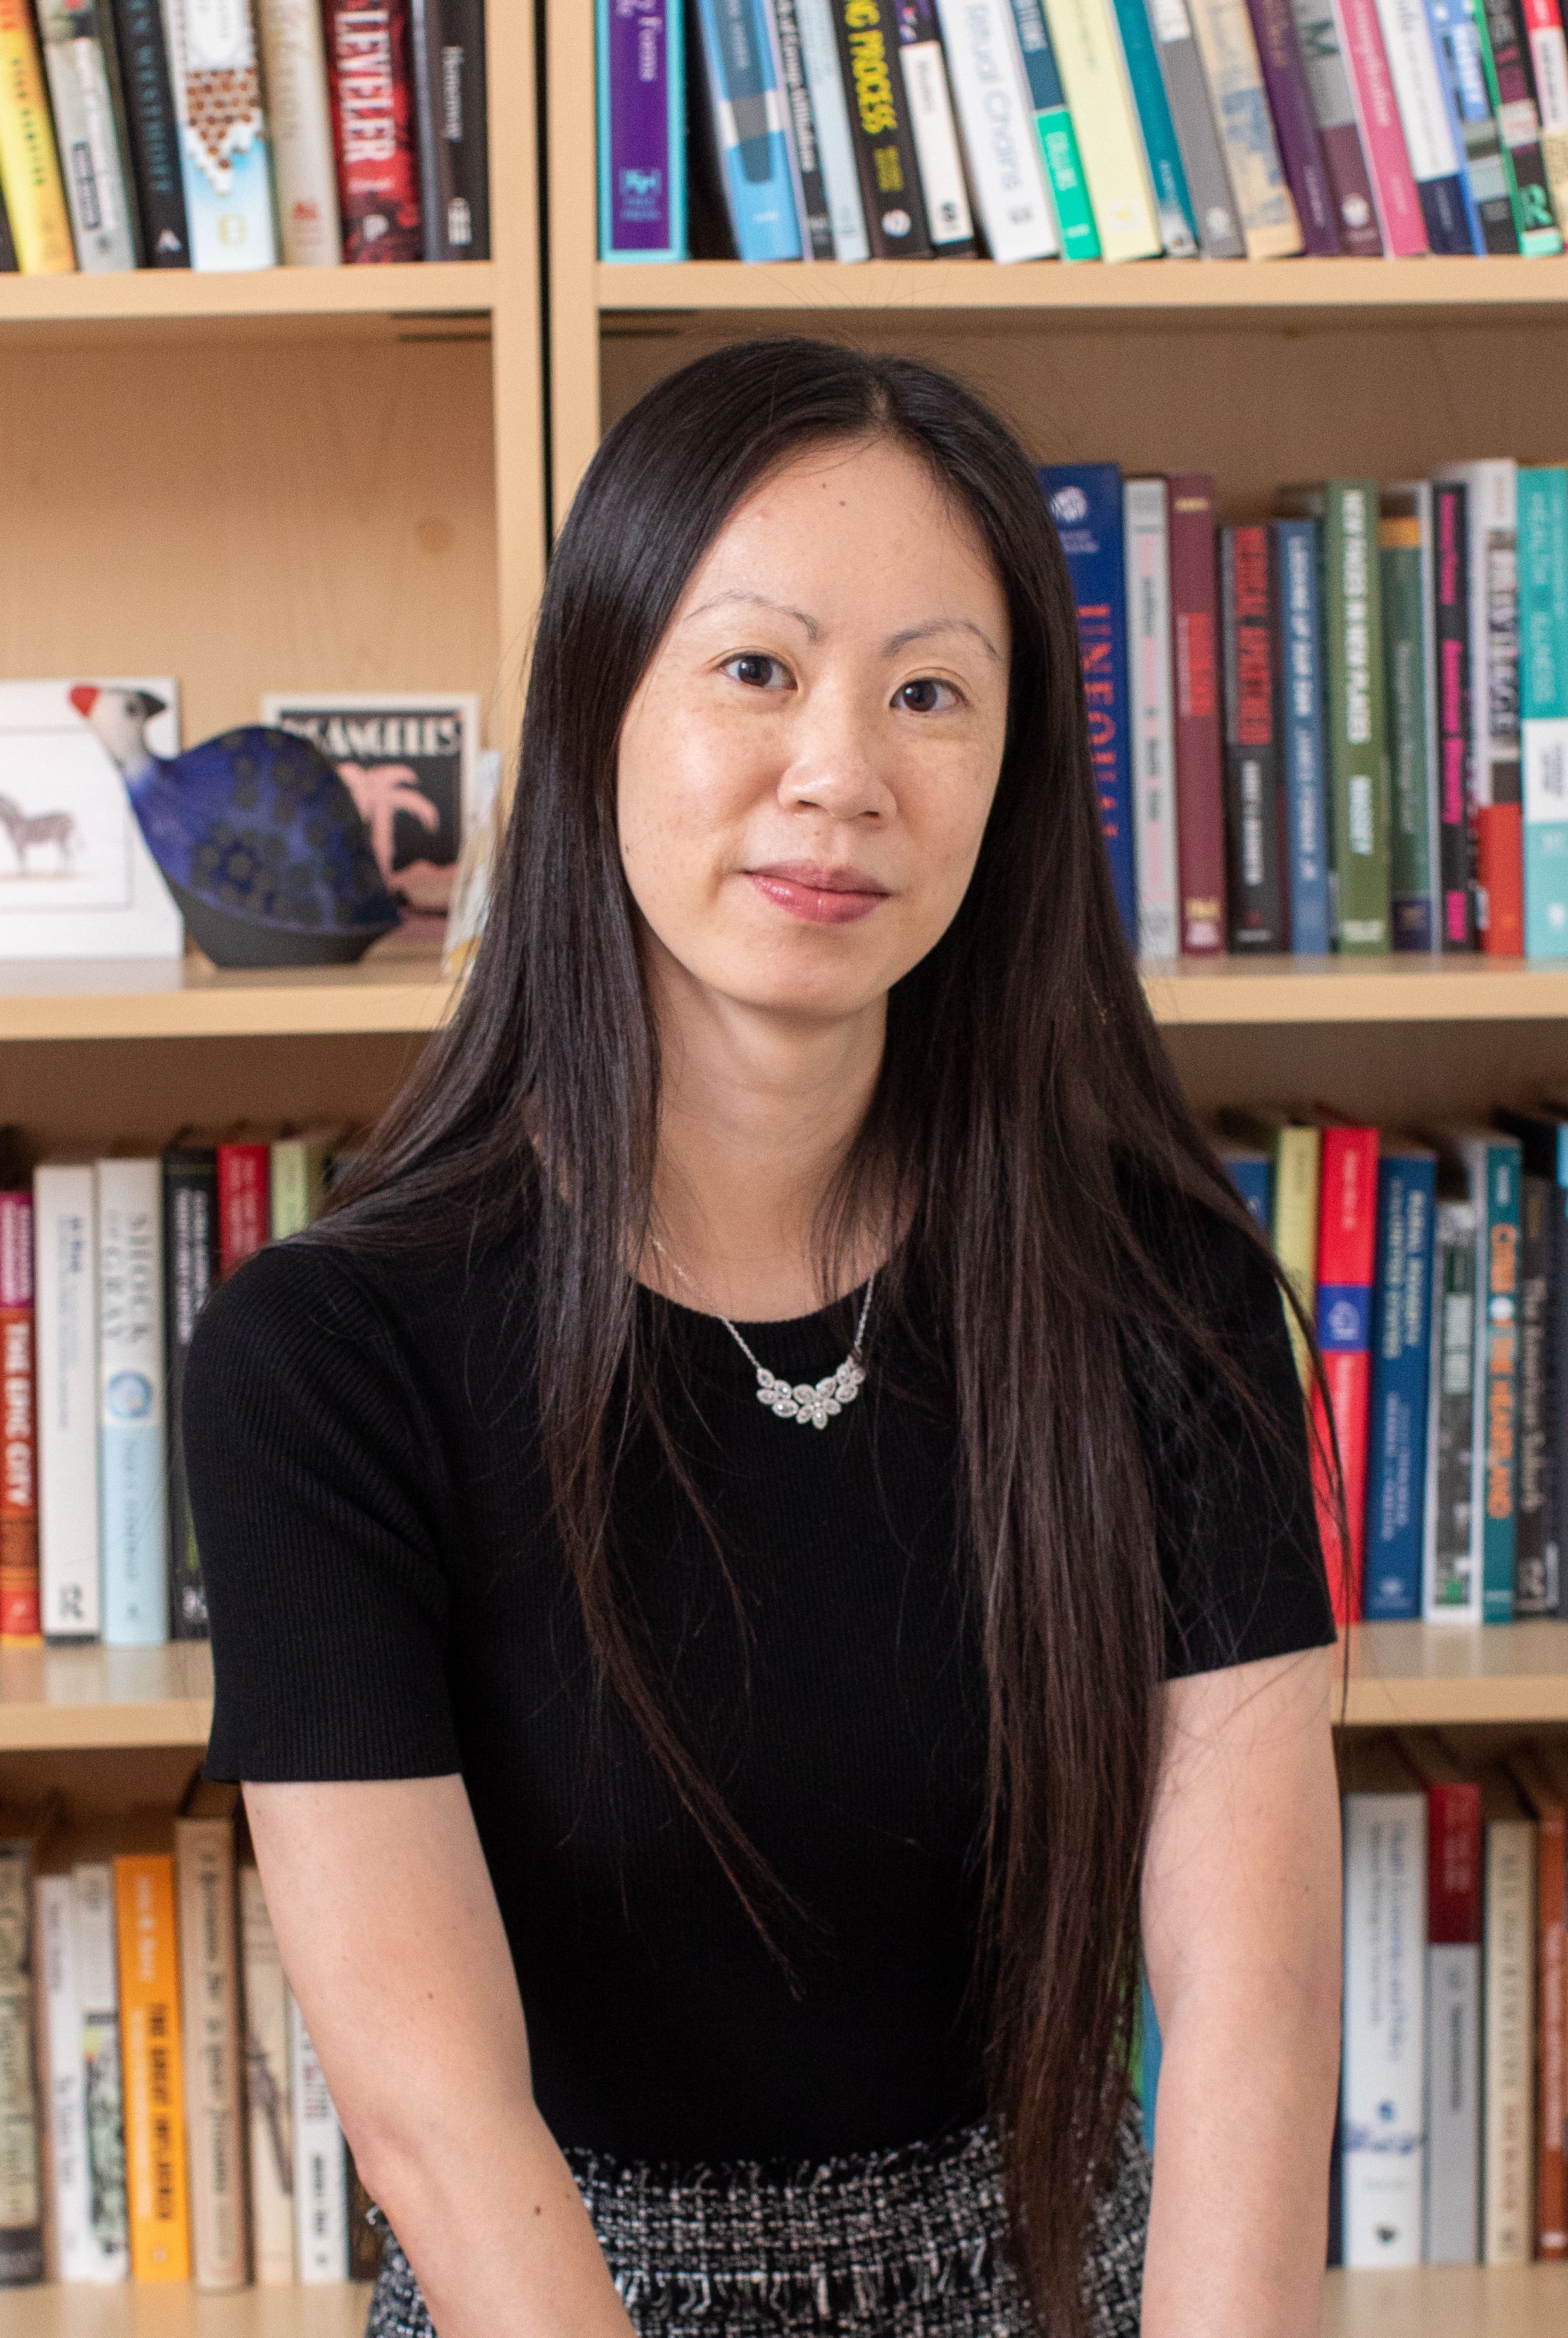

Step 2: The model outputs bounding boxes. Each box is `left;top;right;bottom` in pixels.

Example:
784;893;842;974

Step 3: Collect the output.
1508;1745;1568;2256
1147;0;1248;254
1340;1737;1426;2266
1480;1767;1537;2260
0;177;14;266
1331;0;1431;247
1433;476;1475;948
1424;1196;1482;1619
1370;0;1478;245
1219;523;1285;952
1474;0;1564;247
269;1125;343;1238
32;1162;100;1641
161;1132;215;1641
1397;1732;1481;2264
1364;1142;1437;1620
1439;1126;1522;1622
289;1991;348;2280
217;1130;270;1277
107;0;189;262
36;1857;93;2281
0;0;76;271
408;0;485;258
1039;465;1137;945
162;0;280;269
1246;0;1344;243
827;0;933;252
1041;0;1164;257
894;0;977;252
1125;478;1180;961
1516;1174;1558;1611
1426;0;1521;245
1272;516;1332;956
38;0;140;269
1168;474;1229;953
1187;0;1305;252
175;1782;245;2289
1007;0;1102;255
1433;461;1523;954
239;1860;294;2283
934;0;1059;259
1313;1119;1380;1624
771;0;835;255
71;1858;128;2278
256;0;343;263
0;1189;39;1644
1111;0;1202;250
1380;495;1439;951
1219;1107;1321;1382
1497;1104;1568;1613
324;0;422;261
795;0;870;256
114;1842;190;2278
0;1825;45;2287
1523;0;1568;234
1520;465;1568;959
1289;0;1387;243
599;0;687;259
1217;1140;1272;1225
96;1157;168;1649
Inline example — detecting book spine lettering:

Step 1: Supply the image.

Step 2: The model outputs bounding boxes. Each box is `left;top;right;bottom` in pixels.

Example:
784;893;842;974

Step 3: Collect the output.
1125;479;1180;958
34;1874;93;2280
1041;0;1165;256
1484;1819;1536;2260
895;0;977;251
1536;1798;1567;2253
96;1160;168;1650
1364;1151;1437;1618
1041;465;1138;942
161;0;279;268
1382;514;1438;947
1439;461;1524;951
1478;1141;1522;1622
794;0;870;254
1371;0;1477;242
1435;479;1475;945
1187;0;1305;250
1342;1791;1428;2263
71;1863;129;2277
1008;0;1103;254
108;0;189;261
0;0;76;270
1219;523;1285;948
934;0;1057;258
1520;467;1568;957
775;0;843;253
115;1854;190;2280
323;0;421;261
1516;1176;1556;1607
164;1152;215;1640
1246;0;1343;240
38;0;139;268
1314;1124;1380;1623
1147;0;1248;252
827;0;931;252
1331;0;1432;243
216;1145;269;1278
1424;1780;1482;2262
1168;474;1230;951
434;0;485;252
0;1846;43;2287
289;1993;348;2280
1424;1199;1482;1616
0;1195;39;1645
256;0;343;263
1290;0;1388;239
1326;481;1393;953
1274;517;1332;952
175;1817;246;2288
1522;0;1568;228
239;1868;294;2282
1111;0;1202;250
33;1165;100;1640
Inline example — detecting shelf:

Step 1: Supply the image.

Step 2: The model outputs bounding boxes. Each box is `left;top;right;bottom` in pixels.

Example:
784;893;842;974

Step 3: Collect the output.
0;954;454;1042
1324;2264;1568;2334
1142;955;1568;1025
1343;1621;1568;1727
0;264;494;333
8;2283;371;2334
0;1642;212;1751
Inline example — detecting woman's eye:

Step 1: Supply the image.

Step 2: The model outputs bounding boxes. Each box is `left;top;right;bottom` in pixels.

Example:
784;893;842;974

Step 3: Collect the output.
723;654;789;690
896;677;958;714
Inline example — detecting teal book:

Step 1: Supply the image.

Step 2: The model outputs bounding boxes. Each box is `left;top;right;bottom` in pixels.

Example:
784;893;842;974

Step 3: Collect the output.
1007;0;1103;258
1520;467;1568;960
1109;0;1200;252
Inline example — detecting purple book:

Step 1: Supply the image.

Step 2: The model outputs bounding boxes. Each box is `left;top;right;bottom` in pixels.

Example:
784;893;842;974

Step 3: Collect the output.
1246;0;1342;250
1287;0;1384;252
597;0;687;259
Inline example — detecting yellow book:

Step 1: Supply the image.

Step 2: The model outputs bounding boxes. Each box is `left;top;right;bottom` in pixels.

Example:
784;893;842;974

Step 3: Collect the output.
114;1847;192;2281
1184;0;1301;257
1039;0;1162;260
1218;1109;1321;1384
0;0;74;274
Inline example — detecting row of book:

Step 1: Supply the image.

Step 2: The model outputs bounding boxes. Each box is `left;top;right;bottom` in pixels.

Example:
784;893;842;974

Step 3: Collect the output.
0;0;488;277
598;0;1568;265
0;1778;376;2289
0;1123;357;1650
1041;460;1567;961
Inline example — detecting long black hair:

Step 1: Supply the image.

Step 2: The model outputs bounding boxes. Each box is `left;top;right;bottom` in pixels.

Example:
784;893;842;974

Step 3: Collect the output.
321;338;1327;2332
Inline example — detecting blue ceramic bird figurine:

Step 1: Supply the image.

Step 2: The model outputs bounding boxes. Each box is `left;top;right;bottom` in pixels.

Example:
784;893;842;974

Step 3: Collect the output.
70;685;401;968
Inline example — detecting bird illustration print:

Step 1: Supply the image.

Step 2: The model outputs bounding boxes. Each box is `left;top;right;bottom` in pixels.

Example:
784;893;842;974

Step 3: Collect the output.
69;687;401;966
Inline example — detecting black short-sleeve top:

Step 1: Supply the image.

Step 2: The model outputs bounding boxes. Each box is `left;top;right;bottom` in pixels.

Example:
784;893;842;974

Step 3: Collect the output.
183;1188;1333;2167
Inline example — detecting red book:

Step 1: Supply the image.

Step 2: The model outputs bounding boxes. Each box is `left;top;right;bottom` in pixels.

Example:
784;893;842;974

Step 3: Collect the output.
1479;804;1525;958
0;1191;38;1644
325;0;423;263
1167;474;1228;956
1312;1122;1379;1624
1509;1748;1568;2259
217;1138;271;1279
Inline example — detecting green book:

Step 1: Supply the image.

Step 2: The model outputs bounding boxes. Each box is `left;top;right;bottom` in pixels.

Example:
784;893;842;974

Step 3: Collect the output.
1006;0;1102;259
1278;481;1392;954
1378;494;1436;954
269;1123;344;1238
1467;0;1563;256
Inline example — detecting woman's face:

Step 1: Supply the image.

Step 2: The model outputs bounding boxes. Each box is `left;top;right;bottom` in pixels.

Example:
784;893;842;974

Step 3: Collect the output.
617;435;1012;1029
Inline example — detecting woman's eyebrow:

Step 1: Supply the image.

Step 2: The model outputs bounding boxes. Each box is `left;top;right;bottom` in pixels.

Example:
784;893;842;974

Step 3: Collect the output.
682;590;822;640
885;618;1002;662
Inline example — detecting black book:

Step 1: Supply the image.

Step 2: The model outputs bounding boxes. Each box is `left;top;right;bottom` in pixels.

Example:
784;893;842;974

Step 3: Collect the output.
828;0;933;256
162;1130;219;1640
410;0;491;261
772;0;835;257
1433;479;1472;951
109;0;190;266
0;179;15;272
1219;522;1285;949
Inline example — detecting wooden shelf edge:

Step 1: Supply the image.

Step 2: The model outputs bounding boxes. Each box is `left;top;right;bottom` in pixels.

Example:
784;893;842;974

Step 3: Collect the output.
0;263;494;328
0;956;456;1042
8;2280;373;2333
1142;957;1568;1025
1323;2262;1568;2337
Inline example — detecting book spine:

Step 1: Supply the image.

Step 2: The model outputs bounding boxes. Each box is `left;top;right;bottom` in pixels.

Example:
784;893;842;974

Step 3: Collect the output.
1484;1818;1536;2262
433;0;485;253
1439;461;1524;951
71;1862;129;2277
826;0;931;252
1520;466;1568;958
1246;0;1343;241
0;179;15;266
114;1853;190;2280
346;2143;379;2276
175;1815;245;2289
410;0;452;260
1274;1121;1323;1385
38;0;140;268
161;0;279;268
1556;1175;1568;1616
239;1868;294;2283
1219;1145;1272;1224
1434;478;1475;947
323;0;421;261
1125;479;1180;960
1424;1780;1482;2264
0;1844;43;2287
1323;481;1393;954
163;1152;215;1640
933;0;1058;258
1331;0;1432;242
1314;1123;1380;1624
0;0;76;270
1219;523;1285;950
1417;0;1490;225
1341;1790;1427;2264
34;1873;93;2281
108;0;189;261
702;0;806;260
1364;1151;1437;1619
894;0;978;251
1187;0;1305;249
1424;1198;1483;1618
1522;0;1568;230
289;1992;348;2280
1040;0;1165;255
1110;0;1202;249
1273;517;1332;954
1008;0;1103;255
795;0;870;254
1480;1139;1522;1622
1168;474;1229;953
775;0;842;253
32;1165;100;1641
1146;0;1248;252
0;1194;39;1646
1041;465;1137;944
1381;514;1437;949
256;0;343;263
1426;0;1521;241
1372;0;1478;241
1517;1176;1557;1609
1477;0;1564;246
1289;0;1388;241
1536;1796;1568;2254
96;1159;168;1651
216;1143;269;1277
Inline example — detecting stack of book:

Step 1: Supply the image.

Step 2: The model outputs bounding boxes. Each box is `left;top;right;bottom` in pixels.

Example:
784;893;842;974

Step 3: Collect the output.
598;0;1568;265
0;0;487;276
1041;461;1568;962
0;1778;376;2290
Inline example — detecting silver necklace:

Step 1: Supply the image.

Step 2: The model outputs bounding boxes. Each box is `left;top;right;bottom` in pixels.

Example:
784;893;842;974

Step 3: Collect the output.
649;1239;875;1431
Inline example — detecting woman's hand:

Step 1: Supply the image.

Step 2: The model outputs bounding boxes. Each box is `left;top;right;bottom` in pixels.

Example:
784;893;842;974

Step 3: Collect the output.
1140;1644;1342;2337
245;1774;634;2338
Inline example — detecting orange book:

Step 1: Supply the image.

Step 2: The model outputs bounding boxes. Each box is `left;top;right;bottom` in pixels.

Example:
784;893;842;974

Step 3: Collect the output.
114;1848;192;2280
1512;1748;1568;2259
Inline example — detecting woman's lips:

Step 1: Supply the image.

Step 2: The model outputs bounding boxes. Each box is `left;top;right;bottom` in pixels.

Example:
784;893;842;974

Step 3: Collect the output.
745;863;889;926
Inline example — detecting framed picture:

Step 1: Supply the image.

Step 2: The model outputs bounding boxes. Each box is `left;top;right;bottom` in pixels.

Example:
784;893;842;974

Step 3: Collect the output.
260;692;482;943
0;681;183;960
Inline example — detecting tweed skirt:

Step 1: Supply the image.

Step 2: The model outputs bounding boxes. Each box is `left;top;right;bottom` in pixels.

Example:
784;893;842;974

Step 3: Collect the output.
363;2106;1150;2337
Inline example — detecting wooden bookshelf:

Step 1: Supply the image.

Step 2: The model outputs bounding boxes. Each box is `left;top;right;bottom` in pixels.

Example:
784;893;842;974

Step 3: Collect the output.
1324;2265;1568;2334
0;1642;212;1752
0;262;494;331
7;2286;371;2335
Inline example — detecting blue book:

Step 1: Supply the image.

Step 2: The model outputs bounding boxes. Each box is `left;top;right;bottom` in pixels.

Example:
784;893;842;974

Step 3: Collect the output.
1364;1144;1437;1620
598;0;687;259
692;0;802;260
1271;519;1332;956
1219;1143;1273;1231
1422;0;1516;251
1109;0;1198;256
1038;465;1136;944
1519;467;1568;960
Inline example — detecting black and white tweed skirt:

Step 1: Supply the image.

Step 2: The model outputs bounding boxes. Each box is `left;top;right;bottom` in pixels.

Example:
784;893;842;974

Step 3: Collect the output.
364;2106;1150;2337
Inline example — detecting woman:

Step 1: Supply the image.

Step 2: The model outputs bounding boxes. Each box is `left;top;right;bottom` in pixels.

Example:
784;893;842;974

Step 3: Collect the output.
185;340;1342;2338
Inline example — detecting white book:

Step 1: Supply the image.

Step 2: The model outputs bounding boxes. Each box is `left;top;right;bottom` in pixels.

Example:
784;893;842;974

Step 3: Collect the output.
1342;1760;1426;2266
95;1158;168;1649
1482;1785;1536;2264
36;1;139;270
240;1866;295;2283
934;0;1060;259
160;0;280;271
1371;0;1462;186
898;27;977;249
793;0;870;259
1124;479;1180;962
36;1872;94;2280
33;1162;100;1641
289;1989;348;2282
72;1861;129;2278
1433;462;1520;939
254;0;342;265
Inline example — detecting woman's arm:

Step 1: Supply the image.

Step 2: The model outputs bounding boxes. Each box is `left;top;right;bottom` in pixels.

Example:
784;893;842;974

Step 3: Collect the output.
245;1774;633;2338
1139;1644;1342;2338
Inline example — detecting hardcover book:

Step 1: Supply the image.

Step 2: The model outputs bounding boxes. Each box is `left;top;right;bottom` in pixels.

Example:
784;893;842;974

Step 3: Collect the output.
1288;0;1387;243
1436;1125;1523;1623
827;0;933;253
795;0;870;256
1039;466;1137;943
1340;1739;1427;2264
35;1861;94;2279
1519;464;1568;958
289;1992;348;2279
1313;1118;1380;1623
0;1189;38;1645
1433;477;1475;947
1124;478;1180;960
1380;495;1439;950
256;0;344;263
1147;0;1248;254
115;1846;191;2278
0;0;75;272
38;0;140;269
217;1130;270;1278
1218;523;1284;950
161;0;280;270
1168;474;1229;951
1364;1141;1437;1619
162;1130;216;1640
1041;0;1165;257
1433;461;1523;953
410;0;488;259
1495;1103;1568;1615
1007;0;1101;255
323;0;423;261
894;0;976;252
1424;1197;1481;1619
33;1161;100;1640
109;0;190;262
1217;1140;1272;1224
96;1157;167;1649
934;0;1058;259
1219;1107;1321;1381
1272;516;1332;954
1398;1733;1482;2263
1187;0;1305;251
